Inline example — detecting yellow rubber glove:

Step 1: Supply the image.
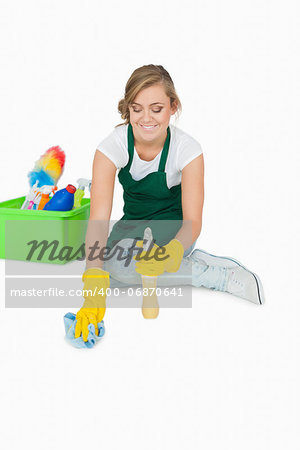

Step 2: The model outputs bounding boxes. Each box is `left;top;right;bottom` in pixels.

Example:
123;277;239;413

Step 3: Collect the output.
134;239;184;277
75;267;110;342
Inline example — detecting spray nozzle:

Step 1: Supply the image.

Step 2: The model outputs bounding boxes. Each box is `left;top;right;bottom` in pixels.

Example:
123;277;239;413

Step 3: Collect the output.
77;178;91;191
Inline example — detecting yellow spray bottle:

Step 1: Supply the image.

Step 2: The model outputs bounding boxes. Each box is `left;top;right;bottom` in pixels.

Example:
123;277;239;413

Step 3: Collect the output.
73;178;91;209
141;227;159;319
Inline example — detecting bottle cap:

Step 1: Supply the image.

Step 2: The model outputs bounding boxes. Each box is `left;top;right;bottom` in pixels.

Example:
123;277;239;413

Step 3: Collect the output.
66;184;76;194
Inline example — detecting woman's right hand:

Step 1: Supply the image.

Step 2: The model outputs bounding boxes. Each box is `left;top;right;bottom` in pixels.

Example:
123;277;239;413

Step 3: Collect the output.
75;267;110;342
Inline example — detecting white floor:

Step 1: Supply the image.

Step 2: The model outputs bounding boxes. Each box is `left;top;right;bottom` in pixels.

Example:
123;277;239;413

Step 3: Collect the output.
0;249;298;450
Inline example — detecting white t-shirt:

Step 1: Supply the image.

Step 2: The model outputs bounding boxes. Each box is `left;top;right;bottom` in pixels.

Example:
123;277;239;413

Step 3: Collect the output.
96;123;203;188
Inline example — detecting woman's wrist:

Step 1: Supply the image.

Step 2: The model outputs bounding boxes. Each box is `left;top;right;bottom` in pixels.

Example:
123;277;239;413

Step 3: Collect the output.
85;261;104;271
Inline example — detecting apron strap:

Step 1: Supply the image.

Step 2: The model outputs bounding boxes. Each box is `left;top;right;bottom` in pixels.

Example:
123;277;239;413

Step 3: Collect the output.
126;123;171;173
158;126;170;172
125;123;135;170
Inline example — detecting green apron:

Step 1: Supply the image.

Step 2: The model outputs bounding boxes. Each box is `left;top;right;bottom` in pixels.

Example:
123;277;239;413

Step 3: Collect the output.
106;123;183;249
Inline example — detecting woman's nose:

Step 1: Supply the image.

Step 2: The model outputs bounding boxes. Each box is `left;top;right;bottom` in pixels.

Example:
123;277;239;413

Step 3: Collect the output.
142;109;152;122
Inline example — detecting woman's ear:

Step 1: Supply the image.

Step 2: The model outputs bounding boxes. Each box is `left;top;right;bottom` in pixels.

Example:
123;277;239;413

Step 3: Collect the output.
171;100;178;115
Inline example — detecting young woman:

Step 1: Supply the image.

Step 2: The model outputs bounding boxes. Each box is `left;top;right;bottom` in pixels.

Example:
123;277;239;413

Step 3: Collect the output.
74;64;264;342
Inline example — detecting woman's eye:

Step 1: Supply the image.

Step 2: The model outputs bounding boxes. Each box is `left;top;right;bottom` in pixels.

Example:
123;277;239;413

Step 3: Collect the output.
132;109;162;113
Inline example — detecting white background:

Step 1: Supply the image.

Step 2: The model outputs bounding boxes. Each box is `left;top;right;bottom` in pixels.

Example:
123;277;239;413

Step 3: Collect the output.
0;0;299;449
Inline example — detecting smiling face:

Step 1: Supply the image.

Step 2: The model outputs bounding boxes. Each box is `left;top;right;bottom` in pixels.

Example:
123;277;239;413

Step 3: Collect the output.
129;83;178;146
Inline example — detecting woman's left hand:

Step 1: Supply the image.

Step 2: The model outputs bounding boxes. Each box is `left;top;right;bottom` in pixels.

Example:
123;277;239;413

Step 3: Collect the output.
134;239;184;277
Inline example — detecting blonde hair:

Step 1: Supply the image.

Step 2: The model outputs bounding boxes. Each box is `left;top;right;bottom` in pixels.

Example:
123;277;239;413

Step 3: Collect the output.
115;64;182;127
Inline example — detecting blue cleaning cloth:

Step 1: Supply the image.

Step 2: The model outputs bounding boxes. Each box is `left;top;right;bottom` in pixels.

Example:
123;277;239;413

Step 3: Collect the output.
64;312;105;349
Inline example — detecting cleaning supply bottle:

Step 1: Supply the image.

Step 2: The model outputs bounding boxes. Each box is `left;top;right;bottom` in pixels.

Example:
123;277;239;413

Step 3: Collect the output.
43;184;76;211
38;185;57;210
73;178;91;209
21;181;39;209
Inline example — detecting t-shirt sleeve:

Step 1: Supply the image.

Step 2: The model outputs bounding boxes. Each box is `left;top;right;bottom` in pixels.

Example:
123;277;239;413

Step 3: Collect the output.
176;135;203;172
96;126;128;170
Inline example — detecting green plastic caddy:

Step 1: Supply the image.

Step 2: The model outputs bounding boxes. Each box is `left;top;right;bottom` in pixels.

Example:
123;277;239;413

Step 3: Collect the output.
0;196;90;264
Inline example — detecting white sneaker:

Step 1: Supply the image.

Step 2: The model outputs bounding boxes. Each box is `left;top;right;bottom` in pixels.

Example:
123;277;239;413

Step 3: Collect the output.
190;249;265;305
225;266;264;305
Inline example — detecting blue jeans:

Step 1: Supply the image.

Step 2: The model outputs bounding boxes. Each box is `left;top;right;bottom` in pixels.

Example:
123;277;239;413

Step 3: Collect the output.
183;241;196;257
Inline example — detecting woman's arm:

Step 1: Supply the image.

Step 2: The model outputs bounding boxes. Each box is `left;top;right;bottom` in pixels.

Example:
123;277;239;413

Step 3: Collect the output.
85;150;117;270
174;154;204;250
135;155;204;277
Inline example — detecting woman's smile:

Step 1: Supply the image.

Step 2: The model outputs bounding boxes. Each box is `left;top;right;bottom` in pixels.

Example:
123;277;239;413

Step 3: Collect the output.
140;124;158;131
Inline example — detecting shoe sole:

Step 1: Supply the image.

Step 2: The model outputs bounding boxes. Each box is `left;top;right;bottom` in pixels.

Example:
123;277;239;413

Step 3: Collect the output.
192;249;265;305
